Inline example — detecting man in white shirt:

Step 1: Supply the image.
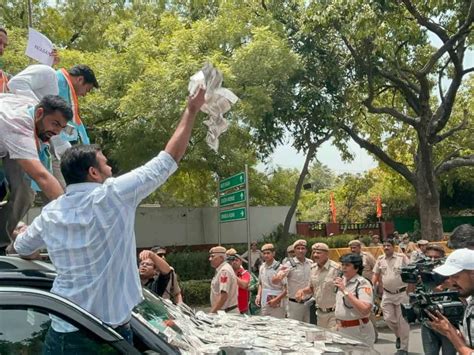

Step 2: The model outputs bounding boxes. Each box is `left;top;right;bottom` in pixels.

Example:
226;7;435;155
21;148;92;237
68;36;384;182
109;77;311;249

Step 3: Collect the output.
0;94;72;254
12;88;205;349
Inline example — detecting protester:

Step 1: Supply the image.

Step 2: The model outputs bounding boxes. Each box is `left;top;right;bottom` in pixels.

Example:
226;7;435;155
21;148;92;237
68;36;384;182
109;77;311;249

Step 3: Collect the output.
8;63;99;189
138;249;173;297
334;253;376;345
0;28;9;93
274;239;313;322
256;243;286;318
0;94;72;255
295;242;340;329
209;246;238;313
226;248;251;314
12;88;206;349
348;239;376;281
372;239;411;355
428;248;474;355
241;241;262;273
410;239;429;262
150;246;183;304
448;224;474;250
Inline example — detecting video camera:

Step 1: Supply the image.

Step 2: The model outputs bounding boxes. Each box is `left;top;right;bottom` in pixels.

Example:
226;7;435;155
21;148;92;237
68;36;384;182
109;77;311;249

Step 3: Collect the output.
400;257;448;289
401;290;465;325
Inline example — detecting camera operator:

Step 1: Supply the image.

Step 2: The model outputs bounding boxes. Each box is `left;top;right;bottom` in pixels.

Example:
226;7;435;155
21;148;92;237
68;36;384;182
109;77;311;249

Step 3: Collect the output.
448;224;474;250
427;248;474;355
420;244;456;355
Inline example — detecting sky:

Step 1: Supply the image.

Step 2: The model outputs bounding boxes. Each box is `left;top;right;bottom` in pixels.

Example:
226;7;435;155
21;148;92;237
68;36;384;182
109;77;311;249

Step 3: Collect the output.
258;34;474;175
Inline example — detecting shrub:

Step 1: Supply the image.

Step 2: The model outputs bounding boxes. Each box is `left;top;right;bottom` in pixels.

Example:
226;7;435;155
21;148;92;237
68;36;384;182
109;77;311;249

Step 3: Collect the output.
181;279;210;306
166;251;214;281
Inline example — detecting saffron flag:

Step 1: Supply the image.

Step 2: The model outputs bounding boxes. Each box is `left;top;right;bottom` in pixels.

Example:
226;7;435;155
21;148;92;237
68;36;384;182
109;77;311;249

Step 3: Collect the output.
376;195;382;218
330;192;337;223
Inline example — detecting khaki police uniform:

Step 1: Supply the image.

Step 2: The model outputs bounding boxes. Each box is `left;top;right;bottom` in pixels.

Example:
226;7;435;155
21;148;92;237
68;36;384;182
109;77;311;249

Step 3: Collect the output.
309;259;340;329
373;252;410;351
361;251;376;281
259;259;285;318
279;257;313;322
210;261;238;312
335;274;376;345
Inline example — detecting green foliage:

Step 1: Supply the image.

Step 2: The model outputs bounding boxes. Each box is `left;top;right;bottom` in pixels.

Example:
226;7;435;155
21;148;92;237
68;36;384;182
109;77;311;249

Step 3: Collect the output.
180;279;210;306
166;251;214;281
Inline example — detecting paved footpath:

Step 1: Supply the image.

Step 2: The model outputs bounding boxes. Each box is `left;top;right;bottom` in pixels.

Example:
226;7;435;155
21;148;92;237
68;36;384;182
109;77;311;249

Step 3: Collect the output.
374;324;424;355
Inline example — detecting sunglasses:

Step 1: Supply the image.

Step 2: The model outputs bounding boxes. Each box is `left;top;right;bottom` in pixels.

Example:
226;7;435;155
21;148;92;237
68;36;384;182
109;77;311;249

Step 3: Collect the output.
157;253;166;257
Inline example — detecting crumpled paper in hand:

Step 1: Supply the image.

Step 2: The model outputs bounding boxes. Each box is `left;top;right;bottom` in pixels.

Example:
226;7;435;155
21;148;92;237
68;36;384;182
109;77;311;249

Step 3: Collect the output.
188;63;239;152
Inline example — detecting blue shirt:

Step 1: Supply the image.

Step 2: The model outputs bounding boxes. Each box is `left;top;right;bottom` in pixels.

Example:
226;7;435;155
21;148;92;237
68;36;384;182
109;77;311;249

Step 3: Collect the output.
15;151;177;327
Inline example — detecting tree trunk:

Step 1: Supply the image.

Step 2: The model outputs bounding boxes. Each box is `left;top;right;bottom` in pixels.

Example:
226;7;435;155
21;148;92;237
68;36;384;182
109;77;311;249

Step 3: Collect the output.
282;143;317;239
414;138;443;241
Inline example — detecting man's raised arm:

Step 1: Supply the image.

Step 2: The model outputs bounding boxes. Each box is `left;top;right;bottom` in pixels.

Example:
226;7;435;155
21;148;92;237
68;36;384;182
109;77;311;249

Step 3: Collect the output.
164;88;205;163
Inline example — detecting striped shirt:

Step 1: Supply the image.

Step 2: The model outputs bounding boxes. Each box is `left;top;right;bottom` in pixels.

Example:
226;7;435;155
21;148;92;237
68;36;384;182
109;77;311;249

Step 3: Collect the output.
14;151;177;327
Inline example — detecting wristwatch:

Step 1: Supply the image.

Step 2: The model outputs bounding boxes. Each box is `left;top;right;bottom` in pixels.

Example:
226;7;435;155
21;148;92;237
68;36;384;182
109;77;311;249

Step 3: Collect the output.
342;290;349;297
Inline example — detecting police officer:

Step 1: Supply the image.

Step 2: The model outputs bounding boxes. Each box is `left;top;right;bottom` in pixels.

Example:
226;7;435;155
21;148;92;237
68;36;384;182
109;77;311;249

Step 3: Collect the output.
209;246;238;313
334;253;376;345
372;239;411;355
410;239;429;262
295;243;341;329
274;239;313;323
256;243;286;318
348;239;376;281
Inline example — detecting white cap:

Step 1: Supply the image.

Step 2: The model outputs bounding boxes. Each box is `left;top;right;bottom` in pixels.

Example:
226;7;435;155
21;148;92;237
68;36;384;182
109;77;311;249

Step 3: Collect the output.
434;248;474;276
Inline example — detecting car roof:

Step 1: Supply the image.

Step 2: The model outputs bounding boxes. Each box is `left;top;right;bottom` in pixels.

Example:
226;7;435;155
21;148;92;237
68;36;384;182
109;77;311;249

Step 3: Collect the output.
0;256;55;271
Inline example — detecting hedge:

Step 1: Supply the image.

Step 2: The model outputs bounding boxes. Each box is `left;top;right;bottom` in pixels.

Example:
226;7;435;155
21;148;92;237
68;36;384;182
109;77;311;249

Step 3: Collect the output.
181;279;210;306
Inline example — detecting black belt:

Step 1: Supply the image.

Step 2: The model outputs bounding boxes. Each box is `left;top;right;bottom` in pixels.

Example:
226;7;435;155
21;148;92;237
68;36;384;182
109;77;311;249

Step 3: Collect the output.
289;298;310;304
383;286;407;294
317;307;335;313
224;305;237;312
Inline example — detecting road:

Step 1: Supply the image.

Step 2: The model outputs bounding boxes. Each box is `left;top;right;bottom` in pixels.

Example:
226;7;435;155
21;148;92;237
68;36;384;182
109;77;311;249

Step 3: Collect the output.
374;323;424;355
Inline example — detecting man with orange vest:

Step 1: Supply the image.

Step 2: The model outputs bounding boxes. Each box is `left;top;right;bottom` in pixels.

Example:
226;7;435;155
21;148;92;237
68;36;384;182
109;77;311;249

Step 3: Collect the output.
8;63;99;188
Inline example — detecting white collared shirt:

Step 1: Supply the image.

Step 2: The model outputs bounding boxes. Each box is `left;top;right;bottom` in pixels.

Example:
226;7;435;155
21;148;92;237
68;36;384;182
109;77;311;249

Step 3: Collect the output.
15;151;177;327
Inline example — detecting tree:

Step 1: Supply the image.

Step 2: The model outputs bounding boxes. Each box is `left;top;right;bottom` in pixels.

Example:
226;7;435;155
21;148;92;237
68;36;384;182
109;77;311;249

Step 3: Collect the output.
303;0;474;240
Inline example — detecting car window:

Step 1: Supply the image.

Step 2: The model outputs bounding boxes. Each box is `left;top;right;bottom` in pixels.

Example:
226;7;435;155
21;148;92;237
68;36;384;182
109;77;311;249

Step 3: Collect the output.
0;261;17;269
0;306;119;354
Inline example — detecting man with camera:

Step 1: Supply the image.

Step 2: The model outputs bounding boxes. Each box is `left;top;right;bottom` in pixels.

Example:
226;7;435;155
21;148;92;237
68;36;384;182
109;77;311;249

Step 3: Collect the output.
427;248;474;355
420;244;457;355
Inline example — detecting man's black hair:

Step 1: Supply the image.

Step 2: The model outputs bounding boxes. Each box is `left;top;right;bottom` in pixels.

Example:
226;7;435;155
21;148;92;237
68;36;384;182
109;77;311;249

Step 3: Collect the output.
448;224;474;249
60;145;102;185
0;28;7;36
68;64;99;88
340;253;363;275
383;238;395;246
37;95;73;122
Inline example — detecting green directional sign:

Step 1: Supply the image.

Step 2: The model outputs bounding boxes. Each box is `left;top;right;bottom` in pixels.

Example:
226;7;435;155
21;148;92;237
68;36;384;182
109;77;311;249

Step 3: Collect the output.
220;190;246;207
220;207;247;223
219;172;245;192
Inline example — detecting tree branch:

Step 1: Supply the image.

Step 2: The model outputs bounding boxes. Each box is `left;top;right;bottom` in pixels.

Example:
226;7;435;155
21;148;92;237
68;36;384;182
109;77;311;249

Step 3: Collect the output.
437;58;451;103
463;67;474;75
363;100;419;127
435;155;474;176
340;124;415;185
431;113;469;143
401;0;449;42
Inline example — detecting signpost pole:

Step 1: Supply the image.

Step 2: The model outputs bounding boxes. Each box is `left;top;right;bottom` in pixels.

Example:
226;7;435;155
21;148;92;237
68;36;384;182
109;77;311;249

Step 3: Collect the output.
217;177;221;245
245;164;251;272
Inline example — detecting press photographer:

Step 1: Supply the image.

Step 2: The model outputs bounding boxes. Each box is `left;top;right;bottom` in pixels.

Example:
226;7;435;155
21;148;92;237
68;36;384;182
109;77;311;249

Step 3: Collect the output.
401;244;458;355
427;248;474;355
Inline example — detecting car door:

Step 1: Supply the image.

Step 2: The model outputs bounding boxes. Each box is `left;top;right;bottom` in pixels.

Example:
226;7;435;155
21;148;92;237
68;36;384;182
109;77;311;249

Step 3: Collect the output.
0;288;140;355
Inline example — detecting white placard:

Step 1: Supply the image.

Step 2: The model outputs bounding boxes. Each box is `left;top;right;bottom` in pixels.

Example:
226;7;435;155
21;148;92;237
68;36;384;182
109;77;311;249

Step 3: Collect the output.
25;28;54;66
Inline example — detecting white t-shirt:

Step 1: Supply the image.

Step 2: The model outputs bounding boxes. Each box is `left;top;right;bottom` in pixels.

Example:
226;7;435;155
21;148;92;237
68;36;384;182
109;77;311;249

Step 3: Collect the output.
7;64;58;101
0;94;40;160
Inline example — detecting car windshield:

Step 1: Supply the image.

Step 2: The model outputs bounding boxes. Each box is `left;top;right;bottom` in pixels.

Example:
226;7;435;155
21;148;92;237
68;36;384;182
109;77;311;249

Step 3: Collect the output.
133;290;379;354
